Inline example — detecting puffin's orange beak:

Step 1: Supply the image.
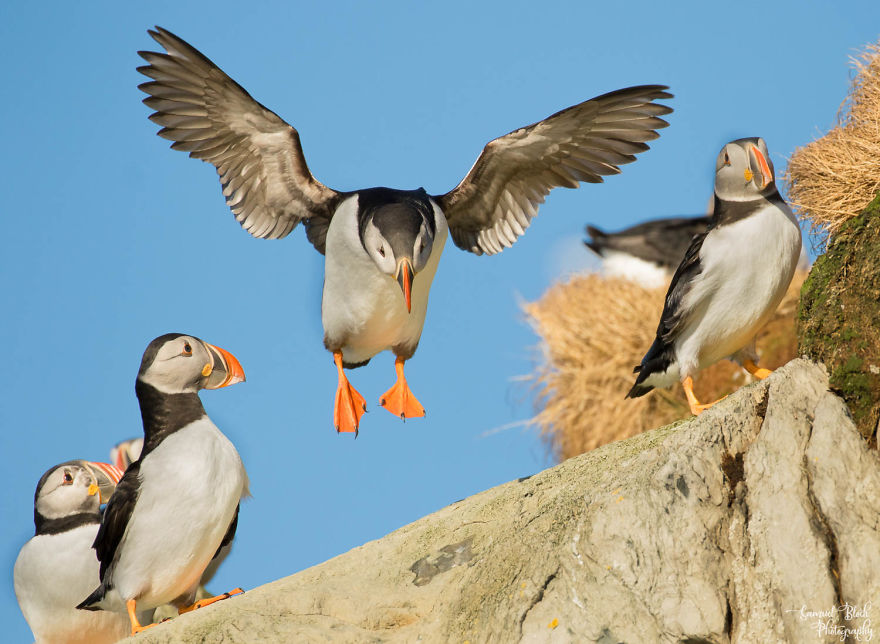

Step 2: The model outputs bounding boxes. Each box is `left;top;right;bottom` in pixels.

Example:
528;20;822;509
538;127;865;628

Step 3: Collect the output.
395;258;414;313
85;462;124;503
750;145;773;190
204;343;246;389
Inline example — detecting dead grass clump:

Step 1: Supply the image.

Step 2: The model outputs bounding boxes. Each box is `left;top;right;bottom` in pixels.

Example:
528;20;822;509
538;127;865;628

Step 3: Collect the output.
525;271;806;462
784;41;880;244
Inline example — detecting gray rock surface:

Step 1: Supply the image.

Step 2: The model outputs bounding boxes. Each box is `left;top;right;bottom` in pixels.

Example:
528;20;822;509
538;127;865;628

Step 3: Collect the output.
127;359;880;643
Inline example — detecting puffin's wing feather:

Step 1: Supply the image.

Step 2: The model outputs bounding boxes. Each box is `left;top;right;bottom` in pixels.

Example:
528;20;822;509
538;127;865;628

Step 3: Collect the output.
213;503;239;560
655;230;708;343
91;461;141;582
434;85;673;255
137;26;341;251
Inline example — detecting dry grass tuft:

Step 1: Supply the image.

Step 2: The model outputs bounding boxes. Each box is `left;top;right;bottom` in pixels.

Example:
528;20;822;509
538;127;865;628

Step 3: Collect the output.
785;41;880;244
524;271;806;462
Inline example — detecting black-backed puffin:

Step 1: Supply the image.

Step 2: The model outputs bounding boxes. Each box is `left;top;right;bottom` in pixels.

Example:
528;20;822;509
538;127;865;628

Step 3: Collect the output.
137;27;672;434
627;137;802;414
14;460;126;644
77;334;248;635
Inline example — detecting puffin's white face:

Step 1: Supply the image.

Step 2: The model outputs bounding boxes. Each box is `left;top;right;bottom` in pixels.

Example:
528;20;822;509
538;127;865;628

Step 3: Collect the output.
714;137;775;201
35;464;100;520
138;334;245;394
362;219;434;274
362;214;434;313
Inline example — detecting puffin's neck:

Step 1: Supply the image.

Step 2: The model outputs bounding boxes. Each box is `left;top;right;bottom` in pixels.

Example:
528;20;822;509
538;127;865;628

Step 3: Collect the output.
135;380;206;456
34;510;101;536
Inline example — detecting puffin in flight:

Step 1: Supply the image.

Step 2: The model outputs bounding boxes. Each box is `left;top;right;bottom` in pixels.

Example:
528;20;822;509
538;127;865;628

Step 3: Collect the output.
626;137;802;414
14;460;126;644
77;334;248;635
137;26;673;434
585;215;711;288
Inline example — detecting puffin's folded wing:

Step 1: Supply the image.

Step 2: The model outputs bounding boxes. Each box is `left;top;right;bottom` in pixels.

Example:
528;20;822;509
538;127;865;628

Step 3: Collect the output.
435;85;673;256
138;27;341;249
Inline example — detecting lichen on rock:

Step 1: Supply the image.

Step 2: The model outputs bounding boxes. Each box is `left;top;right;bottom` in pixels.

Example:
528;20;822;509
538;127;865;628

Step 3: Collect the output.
798;193;880;440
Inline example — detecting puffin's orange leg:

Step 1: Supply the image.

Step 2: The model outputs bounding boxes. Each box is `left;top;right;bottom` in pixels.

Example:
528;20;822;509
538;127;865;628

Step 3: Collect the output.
682;376;727;416
379;357;426;420
178;588;243;614
126;599;156;635
333;352;366;434
743;359;772;380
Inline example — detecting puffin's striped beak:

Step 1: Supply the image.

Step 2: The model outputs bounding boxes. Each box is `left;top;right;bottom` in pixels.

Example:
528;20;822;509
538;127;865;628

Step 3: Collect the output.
396;258;414;313
203;343;246;389
749;145;773;190
83;461;124;504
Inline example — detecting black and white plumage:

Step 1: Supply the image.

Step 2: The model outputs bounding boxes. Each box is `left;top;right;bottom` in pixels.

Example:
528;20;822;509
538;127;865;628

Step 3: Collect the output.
627;137;802;414
14;461;126;644
137;26;672;433
585;215;711;287
108;435;230;591
77;334;248;635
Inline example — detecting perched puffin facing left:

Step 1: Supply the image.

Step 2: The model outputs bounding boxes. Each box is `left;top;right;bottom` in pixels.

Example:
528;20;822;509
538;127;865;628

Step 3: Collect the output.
136;27;673;434
78;333;248;635
14;460;126;644
627;137;802;414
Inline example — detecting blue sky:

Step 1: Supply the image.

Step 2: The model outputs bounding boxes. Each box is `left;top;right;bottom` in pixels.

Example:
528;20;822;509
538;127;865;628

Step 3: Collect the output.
3;1;878;639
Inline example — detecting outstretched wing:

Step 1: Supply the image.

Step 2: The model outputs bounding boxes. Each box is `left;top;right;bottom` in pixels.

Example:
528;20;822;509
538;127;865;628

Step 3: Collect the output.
434;85;672;255
138;27;342;251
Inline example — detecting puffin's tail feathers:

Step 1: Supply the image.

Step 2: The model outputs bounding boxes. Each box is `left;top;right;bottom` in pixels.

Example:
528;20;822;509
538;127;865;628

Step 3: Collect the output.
626;338;674;399
76;584;107;611
584;225;608;256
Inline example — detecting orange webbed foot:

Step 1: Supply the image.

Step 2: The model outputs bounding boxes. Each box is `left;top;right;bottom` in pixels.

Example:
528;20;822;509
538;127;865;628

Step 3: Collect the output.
682;376;728;416
333;352;366;434
743;359;772;380
379;357;426;420
127;599;156;635
178;588;244;614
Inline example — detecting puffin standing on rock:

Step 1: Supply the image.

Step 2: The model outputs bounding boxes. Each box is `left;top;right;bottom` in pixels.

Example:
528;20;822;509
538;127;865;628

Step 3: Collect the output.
137;26;673;435
14;460;126;644
77;334;248;635
627;137;802;414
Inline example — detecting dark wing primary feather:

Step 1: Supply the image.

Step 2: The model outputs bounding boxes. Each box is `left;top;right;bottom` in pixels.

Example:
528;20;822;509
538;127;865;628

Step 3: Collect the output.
91;460;141;582
433;85;673;255
213;503;239;560
585;215;710;267
137;27;342;252
653;229;708;345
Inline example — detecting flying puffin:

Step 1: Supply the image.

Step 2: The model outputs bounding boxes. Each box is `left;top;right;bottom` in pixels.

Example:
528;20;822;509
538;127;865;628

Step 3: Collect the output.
585;215;711;287
626;137;802;414
14;460;126;644
137;26;672;434
77;334;248;636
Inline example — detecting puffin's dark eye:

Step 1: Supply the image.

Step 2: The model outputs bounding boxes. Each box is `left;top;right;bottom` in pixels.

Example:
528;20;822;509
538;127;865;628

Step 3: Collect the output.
63;471;73;484
182;343;193;356
723;152;731;166
378;247;386;258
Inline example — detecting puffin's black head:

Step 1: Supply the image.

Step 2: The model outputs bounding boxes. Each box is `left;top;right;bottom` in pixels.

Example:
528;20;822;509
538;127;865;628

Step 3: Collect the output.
358;188;436;313
715;137;776;201
137;333;245;394
33;460;123;530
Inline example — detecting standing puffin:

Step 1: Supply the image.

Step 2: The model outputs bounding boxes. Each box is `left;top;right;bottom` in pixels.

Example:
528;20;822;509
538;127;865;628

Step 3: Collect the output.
627;137;802;414
137;26;672;434
584;215;711;287
14;460;126;644
77;334;248;635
